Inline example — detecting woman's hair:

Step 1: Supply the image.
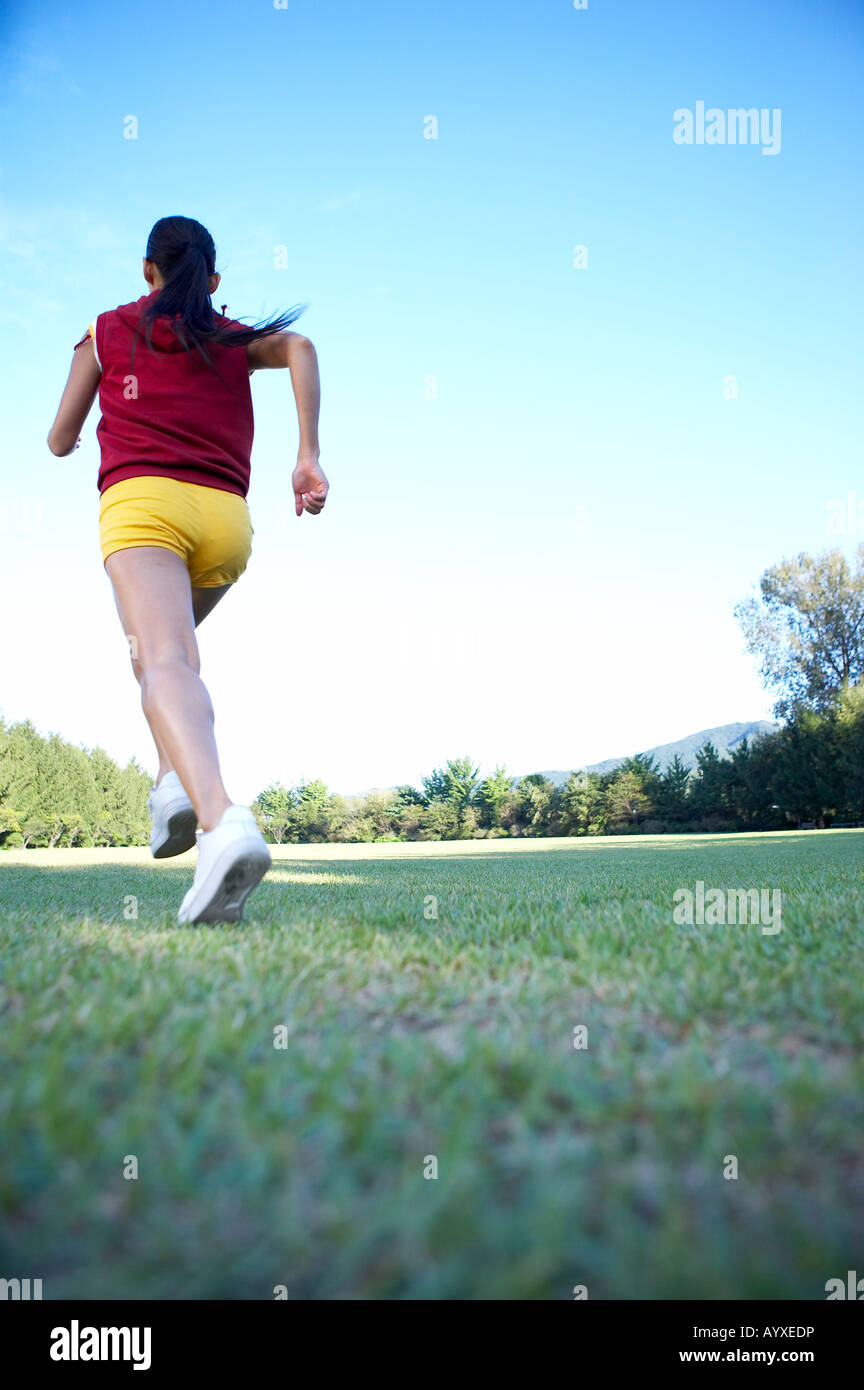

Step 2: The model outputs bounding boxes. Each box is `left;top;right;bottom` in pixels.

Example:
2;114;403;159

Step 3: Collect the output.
135;215;305;366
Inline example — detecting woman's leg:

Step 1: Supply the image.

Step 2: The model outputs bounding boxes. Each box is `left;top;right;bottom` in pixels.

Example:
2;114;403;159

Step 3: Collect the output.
130;582;232;788
105;546;232;831
148;723;175;790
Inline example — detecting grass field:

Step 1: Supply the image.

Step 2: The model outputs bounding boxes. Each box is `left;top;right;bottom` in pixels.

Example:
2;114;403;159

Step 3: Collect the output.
1;830;862;1300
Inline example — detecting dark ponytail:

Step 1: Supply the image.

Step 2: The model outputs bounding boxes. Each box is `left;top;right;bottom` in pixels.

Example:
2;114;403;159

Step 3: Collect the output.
135;215;305;368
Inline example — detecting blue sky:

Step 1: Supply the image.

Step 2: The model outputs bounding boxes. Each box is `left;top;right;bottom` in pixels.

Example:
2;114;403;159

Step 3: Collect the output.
1;0;862;800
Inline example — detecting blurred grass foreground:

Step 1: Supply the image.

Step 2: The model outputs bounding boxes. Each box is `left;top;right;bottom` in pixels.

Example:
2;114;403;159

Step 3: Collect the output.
1;830;862;1299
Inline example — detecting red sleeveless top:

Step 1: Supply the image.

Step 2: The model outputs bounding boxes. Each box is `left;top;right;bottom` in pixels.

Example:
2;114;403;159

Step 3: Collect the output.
75;292;254;498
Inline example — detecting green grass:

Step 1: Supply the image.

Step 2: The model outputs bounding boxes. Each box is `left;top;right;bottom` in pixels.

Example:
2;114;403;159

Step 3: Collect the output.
1;831;862;1300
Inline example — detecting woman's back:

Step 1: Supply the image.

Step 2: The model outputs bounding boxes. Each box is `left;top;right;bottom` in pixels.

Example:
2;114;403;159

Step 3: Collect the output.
81;292;254;498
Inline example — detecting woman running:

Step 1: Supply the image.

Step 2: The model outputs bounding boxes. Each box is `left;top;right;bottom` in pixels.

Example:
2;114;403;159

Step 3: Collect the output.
47;215;328;924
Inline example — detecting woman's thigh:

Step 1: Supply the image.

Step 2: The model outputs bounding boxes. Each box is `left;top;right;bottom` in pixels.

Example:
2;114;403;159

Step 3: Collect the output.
104;546;199;671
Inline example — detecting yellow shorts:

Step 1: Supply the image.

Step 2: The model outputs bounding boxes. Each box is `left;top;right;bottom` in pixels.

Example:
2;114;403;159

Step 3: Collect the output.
99;476;253;587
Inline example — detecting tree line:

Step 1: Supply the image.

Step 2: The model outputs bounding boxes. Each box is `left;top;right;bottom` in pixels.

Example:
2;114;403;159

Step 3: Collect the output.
250;684;864;843
0;718;151;848
251;544;864;842
2;544;863;848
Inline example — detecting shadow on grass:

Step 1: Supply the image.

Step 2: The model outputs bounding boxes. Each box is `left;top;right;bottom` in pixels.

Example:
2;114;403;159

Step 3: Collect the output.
0;862;376;931
270;830;858;863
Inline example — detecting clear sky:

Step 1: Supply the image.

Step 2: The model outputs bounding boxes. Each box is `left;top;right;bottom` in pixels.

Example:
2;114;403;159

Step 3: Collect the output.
1;0;862;800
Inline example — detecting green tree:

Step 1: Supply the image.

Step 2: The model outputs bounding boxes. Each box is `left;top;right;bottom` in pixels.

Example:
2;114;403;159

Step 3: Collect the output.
688;742;727;821
0;719;151;848
252;782;297;844
656;754;690;823
606;754;658;828
0;719;42;845
516;773;559;835
560;770;609;836
834;681;864;818
735;544;864;717
716;737;777;828
115;758;152;845
392;784;425;809
420;767;449;804
419;798;461;840
443;756;480;835
293;779;338;842
769;706;841;827
478;765;513;829
343;789;396;842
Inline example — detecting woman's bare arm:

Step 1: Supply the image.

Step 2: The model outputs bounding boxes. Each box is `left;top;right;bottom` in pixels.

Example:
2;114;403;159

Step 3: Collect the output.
247;331;328;516
47;342;101;455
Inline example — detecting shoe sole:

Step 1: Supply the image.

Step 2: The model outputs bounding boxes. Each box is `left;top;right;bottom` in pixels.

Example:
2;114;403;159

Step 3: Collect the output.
152;807;198;859
180;847;272;925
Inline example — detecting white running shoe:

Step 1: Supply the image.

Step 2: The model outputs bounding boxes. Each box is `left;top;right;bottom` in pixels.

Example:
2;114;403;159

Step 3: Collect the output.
177;805;271;925
148;770;197;858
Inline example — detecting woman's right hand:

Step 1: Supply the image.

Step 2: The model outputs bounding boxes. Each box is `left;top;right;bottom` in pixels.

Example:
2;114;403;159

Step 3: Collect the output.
293;455;329;516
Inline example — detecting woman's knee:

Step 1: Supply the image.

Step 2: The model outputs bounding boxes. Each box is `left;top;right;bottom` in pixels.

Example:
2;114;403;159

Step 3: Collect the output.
137;644;201;689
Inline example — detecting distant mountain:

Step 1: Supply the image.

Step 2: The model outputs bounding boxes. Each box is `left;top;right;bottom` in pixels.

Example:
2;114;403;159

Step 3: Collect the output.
529;721;779;788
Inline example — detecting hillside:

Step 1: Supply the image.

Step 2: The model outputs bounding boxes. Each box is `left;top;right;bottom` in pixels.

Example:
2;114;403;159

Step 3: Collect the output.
529;721;778;787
